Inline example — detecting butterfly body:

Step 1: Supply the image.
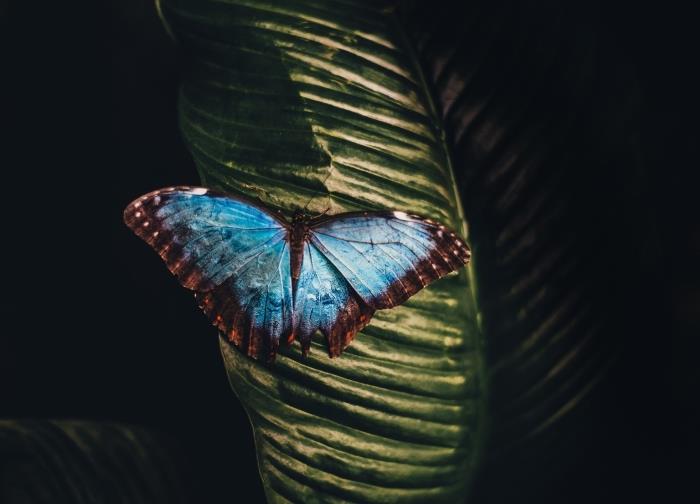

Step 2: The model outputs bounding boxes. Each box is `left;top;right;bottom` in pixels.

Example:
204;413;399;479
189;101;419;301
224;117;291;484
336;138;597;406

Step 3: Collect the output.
124;187;470;361
288;211;313;299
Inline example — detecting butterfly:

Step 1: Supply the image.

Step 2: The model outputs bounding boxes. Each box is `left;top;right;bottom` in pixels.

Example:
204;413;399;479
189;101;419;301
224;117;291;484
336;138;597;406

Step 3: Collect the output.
124;186;471;361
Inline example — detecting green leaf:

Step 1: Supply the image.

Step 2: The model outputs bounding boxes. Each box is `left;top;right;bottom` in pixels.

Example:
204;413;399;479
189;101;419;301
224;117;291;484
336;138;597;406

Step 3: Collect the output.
400;3;647;500
0;420;188;504
158;0;486;501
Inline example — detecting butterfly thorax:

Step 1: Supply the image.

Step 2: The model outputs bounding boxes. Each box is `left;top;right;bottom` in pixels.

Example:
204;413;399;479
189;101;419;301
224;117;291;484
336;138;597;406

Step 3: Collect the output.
289;211;312;295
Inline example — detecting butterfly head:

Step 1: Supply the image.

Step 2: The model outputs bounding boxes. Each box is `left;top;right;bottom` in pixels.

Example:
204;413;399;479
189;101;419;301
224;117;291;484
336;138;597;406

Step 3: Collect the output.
293;205;332;225
292;209;310;225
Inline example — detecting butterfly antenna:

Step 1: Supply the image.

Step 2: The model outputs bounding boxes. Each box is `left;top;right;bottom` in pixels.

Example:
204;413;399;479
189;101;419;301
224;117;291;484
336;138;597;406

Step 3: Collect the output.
301;164;336;213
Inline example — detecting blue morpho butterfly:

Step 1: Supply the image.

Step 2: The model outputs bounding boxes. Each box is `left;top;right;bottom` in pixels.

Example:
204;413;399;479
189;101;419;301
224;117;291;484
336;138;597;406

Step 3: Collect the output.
124;187;471;361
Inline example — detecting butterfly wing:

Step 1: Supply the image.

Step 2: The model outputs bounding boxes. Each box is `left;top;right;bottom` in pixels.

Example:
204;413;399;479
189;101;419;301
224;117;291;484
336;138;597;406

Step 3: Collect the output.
310;211;471;309
293;242;374;357
197;240;292;360
124;187;292;360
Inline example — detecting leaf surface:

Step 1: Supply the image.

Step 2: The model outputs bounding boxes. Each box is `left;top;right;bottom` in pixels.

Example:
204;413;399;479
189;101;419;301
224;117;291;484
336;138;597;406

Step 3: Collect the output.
158;0;486;501
400;1;648;500
0;420;188;504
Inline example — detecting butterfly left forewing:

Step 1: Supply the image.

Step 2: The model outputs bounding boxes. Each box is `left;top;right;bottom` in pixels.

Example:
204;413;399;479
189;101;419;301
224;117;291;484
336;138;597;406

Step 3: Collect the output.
124;187;293;361
124;187;288;291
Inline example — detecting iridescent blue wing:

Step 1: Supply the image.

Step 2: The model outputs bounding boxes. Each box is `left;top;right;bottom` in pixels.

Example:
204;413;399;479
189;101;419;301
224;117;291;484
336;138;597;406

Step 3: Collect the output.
310;211;471;310
293;242;374;357
124;187;292;360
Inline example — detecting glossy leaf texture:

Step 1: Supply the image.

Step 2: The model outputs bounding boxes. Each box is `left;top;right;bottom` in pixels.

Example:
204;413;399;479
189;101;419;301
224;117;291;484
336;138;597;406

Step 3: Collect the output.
158;0;485;502
400;1;652;501
0;420;188;504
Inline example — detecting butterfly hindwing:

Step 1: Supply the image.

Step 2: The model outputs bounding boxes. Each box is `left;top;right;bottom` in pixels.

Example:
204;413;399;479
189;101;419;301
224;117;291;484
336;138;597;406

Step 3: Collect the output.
293;242;375;356
198;239;293;360
124;187;293;359
310;211;471;309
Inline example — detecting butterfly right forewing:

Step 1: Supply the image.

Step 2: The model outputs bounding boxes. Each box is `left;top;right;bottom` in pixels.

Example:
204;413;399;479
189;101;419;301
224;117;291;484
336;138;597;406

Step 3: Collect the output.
310;211;471;310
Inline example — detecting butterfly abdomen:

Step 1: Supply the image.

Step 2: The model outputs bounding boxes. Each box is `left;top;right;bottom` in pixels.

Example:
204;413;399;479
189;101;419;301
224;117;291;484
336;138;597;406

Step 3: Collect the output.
288;217;310;296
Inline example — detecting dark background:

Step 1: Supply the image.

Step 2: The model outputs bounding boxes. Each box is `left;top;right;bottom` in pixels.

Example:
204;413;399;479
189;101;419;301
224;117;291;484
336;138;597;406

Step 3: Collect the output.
1;0;692;502
3;1;265;501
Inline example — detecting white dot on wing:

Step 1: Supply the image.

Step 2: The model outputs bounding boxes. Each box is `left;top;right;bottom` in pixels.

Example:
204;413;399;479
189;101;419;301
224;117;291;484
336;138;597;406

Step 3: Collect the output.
188;188;208;195
143;221;149;227
135;211;141;218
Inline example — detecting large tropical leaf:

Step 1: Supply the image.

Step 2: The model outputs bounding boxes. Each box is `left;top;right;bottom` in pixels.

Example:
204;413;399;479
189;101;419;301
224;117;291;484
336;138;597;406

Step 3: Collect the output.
0;420;188;504
158;0;486;501
400;1;649;501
